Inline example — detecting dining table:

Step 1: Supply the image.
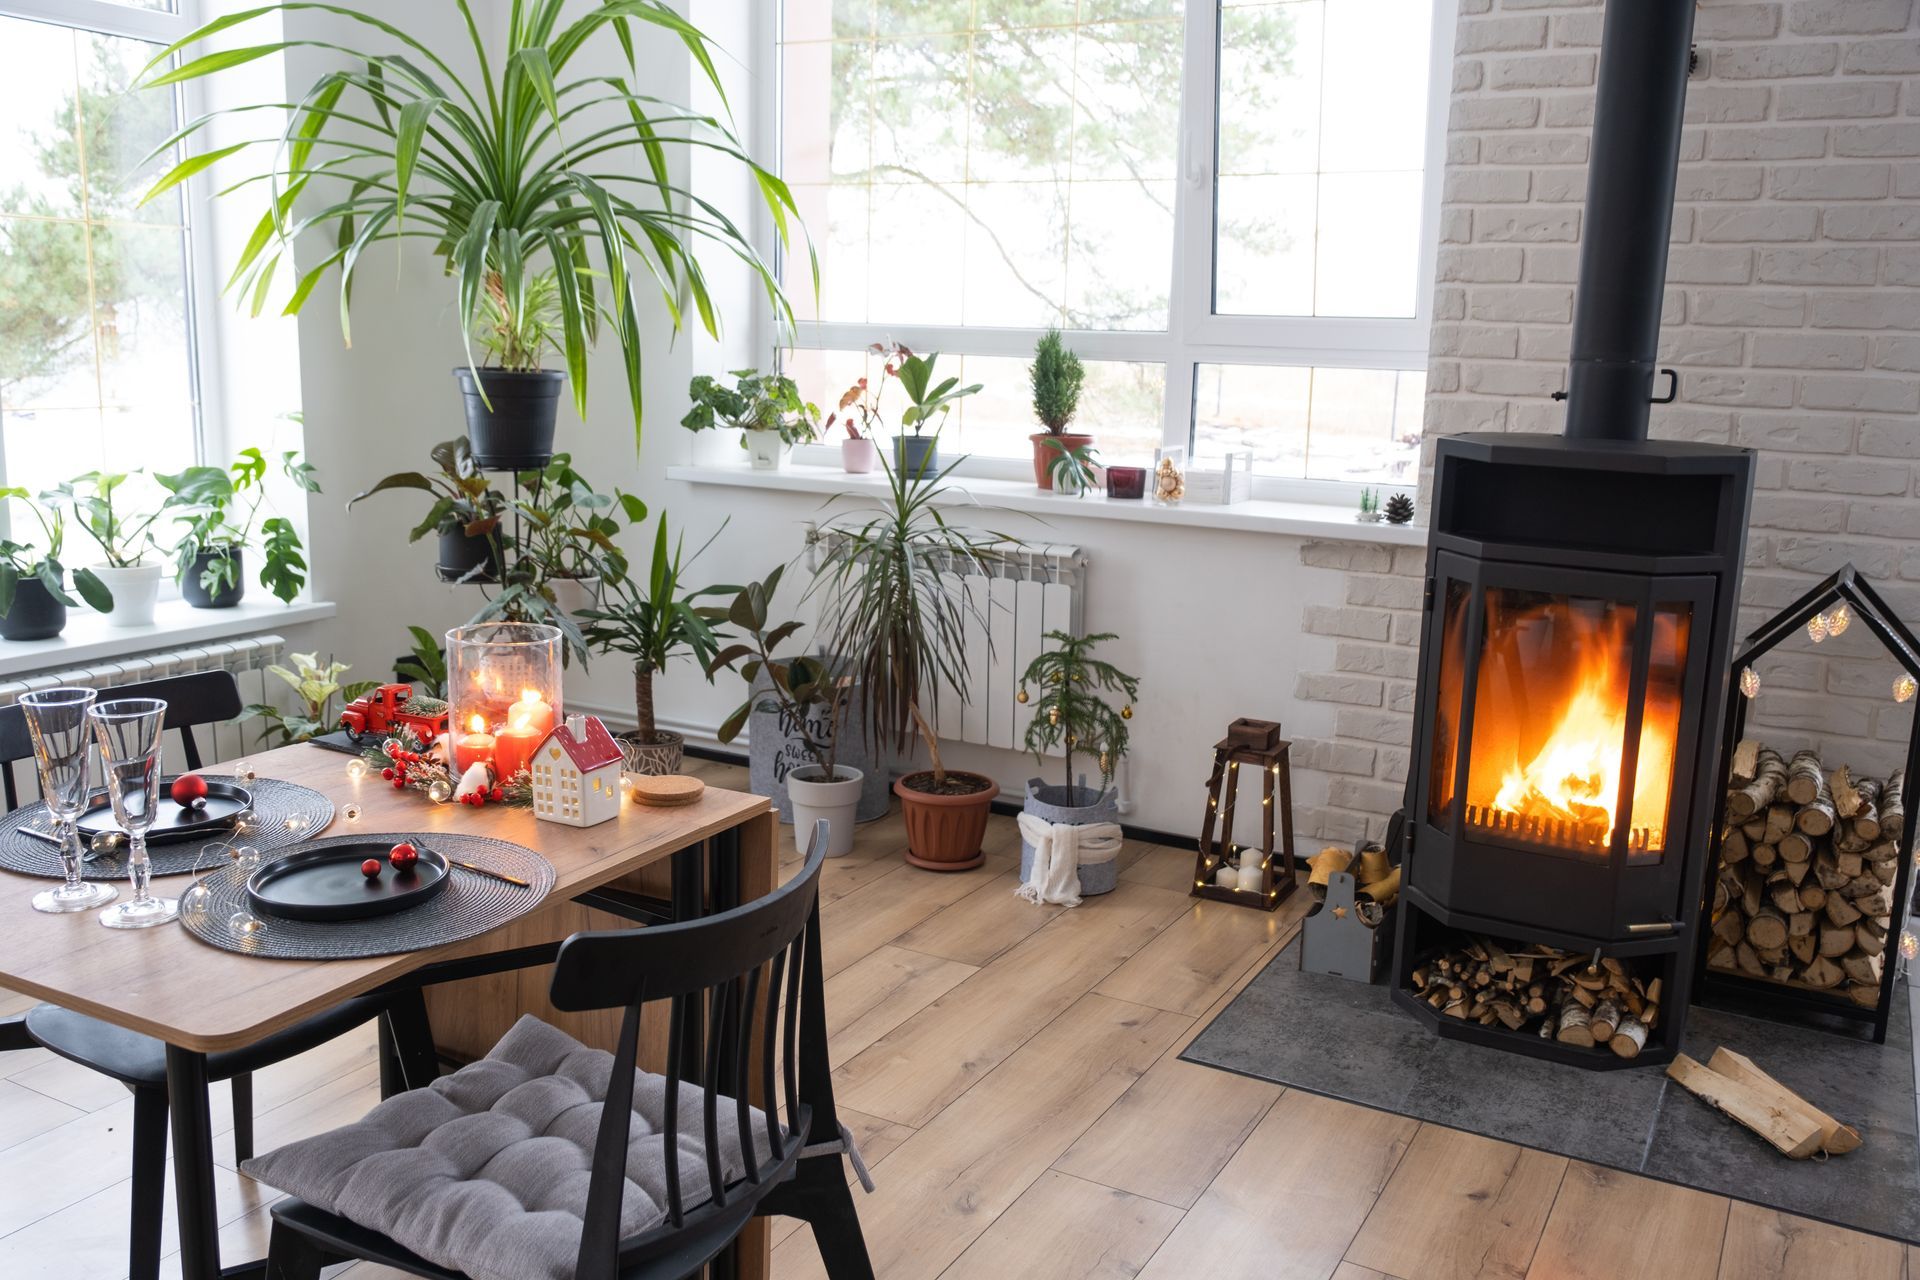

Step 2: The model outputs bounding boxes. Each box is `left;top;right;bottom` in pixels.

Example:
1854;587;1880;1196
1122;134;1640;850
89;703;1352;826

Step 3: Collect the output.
0;741;780;1280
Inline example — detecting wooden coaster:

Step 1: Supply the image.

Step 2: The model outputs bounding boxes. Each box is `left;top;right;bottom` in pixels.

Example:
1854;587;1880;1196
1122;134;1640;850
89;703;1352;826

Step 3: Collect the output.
627;774;705;808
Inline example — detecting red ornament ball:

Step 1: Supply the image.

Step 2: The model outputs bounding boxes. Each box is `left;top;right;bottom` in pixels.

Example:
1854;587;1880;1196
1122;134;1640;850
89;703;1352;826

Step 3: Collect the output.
360;858;382;879
170;774;209;807
389;841;418;869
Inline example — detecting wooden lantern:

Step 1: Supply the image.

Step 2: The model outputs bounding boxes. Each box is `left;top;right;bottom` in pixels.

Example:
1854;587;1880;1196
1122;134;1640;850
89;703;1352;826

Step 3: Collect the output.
1190;724;1298;911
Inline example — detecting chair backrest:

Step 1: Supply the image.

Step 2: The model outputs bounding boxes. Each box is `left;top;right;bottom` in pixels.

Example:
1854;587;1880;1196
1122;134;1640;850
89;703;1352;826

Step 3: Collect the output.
550;820;831;1280
0;670;245;810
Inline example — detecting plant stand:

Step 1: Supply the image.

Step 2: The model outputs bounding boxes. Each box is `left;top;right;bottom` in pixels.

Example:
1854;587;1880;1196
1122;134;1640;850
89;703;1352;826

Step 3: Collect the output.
1190;725;1298;912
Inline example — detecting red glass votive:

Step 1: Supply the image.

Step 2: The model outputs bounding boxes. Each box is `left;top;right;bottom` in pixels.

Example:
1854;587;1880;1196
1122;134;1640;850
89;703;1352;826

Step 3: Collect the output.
1106;465;1147;500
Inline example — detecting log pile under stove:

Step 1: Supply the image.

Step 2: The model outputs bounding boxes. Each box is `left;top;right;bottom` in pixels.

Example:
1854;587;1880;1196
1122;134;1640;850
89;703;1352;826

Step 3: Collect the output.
1410;937;1660;1059
1706;740;1905;1007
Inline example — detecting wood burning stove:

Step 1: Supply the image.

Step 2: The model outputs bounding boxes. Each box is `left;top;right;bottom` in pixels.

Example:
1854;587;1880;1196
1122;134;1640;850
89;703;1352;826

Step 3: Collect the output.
1390;1;1757;1068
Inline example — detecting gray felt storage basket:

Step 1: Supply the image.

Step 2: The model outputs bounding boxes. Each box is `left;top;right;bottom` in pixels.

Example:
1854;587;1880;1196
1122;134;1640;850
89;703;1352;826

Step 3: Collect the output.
1018;778;1121;896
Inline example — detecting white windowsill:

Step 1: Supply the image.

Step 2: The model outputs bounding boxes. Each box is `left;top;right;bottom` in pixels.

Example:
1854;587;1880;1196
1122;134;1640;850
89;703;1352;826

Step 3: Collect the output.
0;598;338;681
668;463;1429;545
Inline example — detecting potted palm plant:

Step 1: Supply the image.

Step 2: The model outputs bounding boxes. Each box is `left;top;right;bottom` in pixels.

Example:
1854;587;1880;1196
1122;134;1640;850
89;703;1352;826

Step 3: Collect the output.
710;566;863;856
579;511;732;776
47;471;168;627
0;490;112;640
1017;631;1139;897
158;448;317;608
682;368;819;471
140;1;802;460
813;454;1008;870
349;439;505;583
1028;329;1089;490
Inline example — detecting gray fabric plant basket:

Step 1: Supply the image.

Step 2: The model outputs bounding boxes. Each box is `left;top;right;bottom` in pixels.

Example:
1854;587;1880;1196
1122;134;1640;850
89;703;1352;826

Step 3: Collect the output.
747;665;890;823
1019;778;1120;897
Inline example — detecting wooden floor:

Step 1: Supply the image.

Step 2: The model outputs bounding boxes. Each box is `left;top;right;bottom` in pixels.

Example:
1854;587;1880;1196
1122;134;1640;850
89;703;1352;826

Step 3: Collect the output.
1;757;1916;1279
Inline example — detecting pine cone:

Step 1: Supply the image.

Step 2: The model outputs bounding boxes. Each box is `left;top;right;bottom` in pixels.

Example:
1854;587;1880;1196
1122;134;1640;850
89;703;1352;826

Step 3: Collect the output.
1385;492;1415;525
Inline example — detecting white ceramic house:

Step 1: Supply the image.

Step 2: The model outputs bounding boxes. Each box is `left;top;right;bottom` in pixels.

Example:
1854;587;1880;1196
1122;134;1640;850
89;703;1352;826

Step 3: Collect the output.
531;713;623;827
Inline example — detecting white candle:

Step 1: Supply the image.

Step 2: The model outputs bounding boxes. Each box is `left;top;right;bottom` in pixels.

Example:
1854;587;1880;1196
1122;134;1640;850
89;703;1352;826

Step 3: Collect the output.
1238;862;1265;892
1214;863;1239;889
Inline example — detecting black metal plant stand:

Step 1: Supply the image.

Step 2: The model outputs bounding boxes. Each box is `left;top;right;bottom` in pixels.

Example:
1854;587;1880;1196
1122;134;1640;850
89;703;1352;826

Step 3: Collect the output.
1692;565;1920;1044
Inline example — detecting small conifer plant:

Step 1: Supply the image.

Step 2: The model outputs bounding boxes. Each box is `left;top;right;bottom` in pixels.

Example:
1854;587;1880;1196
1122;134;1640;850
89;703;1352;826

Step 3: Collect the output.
1029;329;1086;436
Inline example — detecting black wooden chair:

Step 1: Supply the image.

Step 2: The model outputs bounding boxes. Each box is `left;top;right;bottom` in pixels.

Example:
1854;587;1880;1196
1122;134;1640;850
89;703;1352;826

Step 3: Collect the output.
263;821;876;1280
0;670;402;1280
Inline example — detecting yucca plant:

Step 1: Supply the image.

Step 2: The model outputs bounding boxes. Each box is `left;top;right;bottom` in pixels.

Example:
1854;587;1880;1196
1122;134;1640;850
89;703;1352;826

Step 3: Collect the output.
136;1;810;446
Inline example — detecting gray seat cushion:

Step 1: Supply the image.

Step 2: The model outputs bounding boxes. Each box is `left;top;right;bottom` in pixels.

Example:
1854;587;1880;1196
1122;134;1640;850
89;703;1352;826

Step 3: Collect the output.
242;1015;768;1280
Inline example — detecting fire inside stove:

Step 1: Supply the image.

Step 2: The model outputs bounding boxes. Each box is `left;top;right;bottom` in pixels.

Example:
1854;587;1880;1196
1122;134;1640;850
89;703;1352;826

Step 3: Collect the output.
1432;588;1692;860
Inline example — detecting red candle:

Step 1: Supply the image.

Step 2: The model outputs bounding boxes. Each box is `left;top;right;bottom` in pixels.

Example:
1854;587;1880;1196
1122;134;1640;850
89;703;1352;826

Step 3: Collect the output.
492;724;542;782
456;713;495;772
506;688;556;738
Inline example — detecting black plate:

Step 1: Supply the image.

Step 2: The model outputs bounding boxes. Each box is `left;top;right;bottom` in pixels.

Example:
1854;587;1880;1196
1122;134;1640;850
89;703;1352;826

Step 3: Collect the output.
246;840;449;922
75;777;253;845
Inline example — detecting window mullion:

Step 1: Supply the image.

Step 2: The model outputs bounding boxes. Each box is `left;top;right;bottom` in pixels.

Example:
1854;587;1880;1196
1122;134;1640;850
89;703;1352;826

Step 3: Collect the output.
1165;0;1219;454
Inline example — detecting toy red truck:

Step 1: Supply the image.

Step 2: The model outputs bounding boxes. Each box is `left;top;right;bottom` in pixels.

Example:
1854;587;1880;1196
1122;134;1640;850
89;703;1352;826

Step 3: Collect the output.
340;683;450;741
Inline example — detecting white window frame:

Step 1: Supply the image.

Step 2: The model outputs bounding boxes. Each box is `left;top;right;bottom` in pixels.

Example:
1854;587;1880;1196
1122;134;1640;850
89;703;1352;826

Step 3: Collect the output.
767;0;1457;503
0;0;213;478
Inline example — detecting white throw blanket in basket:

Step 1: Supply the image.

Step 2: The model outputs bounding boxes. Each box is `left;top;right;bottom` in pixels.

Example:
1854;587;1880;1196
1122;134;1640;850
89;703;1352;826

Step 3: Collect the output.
1016;812;1124;908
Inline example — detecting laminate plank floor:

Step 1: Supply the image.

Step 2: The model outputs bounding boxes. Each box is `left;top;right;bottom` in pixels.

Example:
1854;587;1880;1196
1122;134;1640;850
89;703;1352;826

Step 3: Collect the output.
0;768;1903;1279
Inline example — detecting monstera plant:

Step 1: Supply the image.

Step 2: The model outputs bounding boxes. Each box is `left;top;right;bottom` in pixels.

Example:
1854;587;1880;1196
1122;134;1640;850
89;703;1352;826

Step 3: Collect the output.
139;1;809;462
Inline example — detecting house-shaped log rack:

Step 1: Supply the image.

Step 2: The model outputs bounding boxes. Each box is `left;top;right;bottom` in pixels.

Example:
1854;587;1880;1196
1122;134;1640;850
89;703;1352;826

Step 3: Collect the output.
1190;721;1299;912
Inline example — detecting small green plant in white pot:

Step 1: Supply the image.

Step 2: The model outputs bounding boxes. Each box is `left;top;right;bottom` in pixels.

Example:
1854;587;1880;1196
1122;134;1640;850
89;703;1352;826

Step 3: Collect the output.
682;369;819;471
710;566;862;856
0;490;113;641
1017;631;1139;896
47;471;168;627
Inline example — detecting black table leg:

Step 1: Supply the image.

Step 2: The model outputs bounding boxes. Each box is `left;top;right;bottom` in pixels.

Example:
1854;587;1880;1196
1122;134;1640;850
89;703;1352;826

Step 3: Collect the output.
166;1045;221;1280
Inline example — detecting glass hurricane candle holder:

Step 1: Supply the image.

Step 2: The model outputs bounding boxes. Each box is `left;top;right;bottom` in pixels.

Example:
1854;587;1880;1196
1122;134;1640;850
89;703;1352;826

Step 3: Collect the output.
1106;465;1147;500
447;622;564;781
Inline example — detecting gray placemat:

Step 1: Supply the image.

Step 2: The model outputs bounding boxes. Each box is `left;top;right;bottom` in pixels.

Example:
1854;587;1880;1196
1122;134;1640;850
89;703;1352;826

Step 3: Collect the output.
177;832;554;960
0;777;336;880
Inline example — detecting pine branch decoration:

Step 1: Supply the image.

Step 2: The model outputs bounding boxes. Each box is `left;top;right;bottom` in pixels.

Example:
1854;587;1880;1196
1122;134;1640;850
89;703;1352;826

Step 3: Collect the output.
1017;631;1141;789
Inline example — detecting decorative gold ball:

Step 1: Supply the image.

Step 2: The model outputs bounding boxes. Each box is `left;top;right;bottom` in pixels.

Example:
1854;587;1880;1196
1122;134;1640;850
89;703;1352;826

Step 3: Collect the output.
1048;707;1059;725
1120;706;1132;720
1016;689;1029;704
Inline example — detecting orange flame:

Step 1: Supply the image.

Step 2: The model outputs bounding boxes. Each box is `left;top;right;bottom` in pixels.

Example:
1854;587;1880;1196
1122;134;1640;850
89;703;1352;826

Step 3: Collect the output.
467;713;488;734
1465;598;1684;852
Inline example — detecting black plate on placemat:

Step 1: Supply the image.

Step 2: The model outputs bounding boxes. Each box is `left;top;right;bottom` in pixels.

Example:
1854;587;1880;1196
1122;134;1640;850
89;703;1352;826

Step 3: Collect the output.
75;777;252;845
246;841;448;921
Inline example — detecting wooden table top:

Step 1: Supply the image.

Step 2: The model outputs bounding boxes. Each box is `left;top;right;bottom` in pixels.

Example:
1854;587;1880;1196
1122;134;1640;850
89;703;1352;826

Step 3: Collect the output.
0;744;771;1052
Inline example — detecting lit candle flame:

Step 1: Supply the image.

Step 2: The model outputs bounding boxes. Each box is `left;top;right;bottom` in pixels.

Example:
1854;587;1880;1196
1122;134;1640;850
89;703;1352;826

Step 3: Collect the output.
468;713;487;733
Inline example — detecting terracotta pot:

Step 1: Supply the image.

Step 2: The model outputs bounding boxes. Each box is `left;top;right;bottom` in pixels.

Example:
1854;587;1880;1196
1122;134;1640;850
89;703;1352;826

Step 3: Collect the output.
1030;432;1095;489
895;770;997;871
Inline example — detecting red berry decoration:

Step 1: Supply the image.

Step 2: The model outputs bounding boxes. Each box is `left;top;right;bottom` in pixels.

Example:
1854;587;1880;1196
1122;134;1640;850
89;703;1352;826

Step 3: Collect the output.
490;786;504;802
388;841;418;870
393;777;407;790
360;858;383;879
170;773;209;808
380;767;395;780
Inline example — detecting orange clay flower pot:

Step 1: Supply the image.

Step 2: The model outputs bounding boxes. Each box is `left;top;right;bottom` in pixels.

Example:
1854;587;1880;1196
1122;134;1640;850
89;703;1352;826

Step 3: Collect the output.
896;770;997;871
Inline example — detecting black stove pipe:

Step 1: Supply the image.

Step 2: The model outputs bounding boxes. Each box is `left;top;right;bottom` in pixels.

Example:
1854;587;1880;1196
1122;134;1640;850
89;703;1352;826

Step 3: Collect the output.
1563;1;1697;443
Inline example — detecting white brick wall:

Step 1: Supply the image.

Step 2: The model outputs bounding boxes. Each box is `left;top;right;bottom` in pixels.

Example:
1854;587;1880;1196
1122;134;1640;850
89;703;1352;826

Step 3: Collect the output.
1291;0;1920;845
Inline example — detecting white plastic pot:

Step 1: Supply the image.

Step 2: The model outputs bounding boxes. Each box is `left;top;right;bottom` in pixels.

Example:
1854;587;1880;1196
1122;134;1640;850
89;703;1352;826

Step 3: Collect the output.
787;764;864;857
841;437;879;474
547;575;601;617
744;430;791;471
89;563;162;627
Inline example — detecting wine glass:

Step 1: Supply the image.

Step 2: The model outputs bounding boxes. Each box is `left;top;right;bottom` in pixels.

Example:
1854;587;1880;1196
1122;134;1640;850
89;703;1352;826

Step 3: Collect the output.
88;698;177;929
20;688;117;913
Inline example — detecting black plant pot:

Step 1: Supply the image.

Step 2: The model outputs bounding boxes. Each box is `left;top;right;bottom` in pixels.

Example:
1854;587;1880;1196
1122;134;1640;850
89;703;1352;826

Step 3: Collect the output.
182;547;244;609
435;525;501;583
455;367;563;469
893;434;939;478
1;578;66;641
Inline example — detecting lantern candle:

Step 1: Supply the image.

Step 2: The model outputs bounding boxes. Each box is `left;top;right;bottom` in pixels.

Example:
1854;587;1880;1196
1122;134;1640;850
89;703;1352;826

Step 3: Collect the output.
457;713;496;770
506;688;556;737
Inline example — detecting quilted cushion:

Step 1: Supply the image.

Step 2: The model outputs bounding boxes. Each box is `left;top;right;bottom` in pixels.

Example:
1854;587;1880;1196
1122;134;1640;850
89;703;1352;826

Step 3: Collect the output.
241;1015;769;1280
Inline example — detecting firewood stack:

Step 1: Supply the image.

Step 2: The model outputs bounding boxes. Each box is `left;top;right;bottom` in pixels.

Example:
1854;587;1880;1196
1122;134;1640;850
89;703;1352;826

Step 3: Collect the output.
1409;936;1660;1058
1706;740;1906;1009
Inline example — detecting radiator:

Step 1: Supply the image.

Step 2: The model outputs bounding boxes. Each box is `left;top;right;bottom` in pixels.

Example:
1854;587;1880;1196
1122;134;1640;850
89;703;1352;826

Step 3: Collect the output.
0;633;290;775
806;528;1086;754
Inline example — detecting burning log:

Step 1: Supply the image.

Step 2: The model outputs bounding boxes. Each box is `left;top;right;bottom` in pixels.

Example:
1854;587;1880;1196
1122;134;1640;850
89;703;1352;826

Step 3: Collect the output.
1710;740;1904;1010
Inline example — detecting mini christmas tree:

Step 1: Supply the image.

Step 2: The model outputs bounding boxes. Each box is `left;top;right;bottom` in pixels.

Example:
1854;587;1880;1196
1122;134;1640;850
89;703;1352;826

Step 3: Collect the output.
1385;492;1415;524
1018;631;1141;791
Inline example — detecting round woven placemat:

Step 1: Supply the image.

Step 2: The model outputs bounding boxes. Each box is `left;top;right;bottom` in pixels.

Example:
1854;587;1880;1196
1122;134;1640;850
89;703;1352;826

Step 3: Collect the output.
0;778;336;881
177;832;554;960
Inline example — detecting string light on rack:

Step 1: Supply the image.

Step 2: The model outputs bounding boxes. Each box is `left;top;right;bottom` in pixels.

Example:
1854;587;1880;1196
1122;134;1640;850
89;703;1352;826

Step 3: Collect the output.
1896;674;1916;704
1739;666;1761;699
1828;604;1851;637
1901;930;1919;962
1807;612;1830;643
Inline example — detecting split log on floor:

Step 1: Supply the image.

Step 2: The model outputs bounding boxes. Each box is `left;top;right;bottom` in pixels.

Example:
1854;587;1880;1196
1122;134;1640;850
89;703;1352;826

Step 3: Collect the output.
1786;749;1826;806
1707;1047;1861;1156
1729;747;1787;819
1666;1054;1824;1158
1883;773;1905;841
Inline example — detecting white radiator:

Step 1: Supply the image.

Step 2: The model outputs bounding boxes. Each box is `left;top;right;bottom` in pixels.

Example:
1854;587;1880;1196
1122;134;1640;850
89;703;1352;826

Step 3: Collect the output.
805;529;1086;753
0;633;290;772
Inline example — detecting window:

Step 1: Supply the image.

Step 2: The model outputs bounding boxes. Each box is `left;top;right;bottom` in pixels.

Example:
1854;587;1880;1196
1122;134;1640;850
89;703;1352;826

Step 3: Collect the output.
774;0;1451;494
0;0;201;501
